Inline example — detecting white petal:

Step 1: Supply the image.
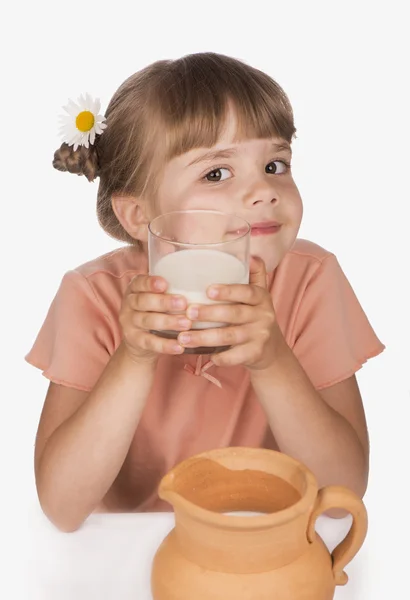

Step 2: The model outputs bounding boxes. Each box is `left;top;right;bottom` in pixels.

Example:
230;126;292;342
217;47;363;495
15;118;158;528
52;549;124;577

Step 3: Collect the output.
72;132;82;145
99;121;107;129
73;143;79;151
94;123;103;135
61;130;72;143
59;116;73;125
65;126;78;139
94;98;101;115
89;128;96;145
64;99;79;116
85;93;92;111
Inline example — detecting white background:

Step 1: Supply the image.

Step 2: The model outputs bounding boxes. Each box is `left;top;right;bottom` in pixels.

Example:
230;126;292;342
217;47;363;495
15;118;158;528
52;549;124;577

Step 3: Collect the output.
1;0;409;598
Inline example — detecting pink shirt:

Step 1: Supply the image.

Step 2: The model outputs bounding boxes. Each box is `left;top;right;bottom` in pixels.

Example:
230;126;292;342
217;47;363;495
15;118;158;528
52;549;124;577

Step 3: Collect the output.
26;239;384;511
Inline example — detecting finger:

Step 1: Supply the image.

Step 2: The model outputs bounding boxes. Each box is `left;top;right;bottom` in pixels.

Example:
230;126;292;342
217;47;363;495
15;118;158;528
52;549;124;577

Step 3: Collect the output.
186;302;255;325
210;342;255;367
132;311;192;332
130;329;185;355
177;324;249;349
128;274;168;294
206;282;265;305
249;256;268;289
128;292;187;314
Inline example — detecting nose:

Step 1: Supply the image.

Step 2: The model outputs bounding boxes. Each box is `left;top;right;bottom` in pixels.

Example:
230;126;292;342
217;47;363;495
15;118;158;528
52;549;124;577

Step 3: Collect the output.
242;177;279;207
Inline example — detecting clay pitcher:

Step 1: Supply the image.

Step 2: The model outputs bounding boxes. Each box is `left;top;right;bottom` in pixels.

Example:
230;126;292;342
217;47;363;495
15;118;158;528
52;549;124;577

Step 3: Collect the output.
151;447;368;600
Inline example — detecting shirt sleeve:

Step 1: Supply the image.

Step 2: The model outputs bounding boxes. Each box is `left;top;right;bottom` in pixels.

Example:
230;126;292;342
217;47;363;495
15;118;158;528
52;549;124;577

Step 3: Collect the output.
25;270;115;392
292;254;385;390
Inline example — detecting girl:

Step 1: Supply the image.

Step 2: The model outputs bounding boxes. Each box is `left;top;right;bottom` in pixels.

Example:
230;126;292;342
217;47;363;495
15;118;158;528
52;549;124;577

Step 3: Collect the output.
26;52;384;532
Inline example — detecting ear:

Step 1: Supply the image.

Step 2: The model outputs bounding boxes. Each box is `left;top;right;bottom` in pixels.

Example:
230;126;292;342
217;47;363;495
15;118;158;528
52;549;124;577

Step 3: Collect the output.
111;195;150;242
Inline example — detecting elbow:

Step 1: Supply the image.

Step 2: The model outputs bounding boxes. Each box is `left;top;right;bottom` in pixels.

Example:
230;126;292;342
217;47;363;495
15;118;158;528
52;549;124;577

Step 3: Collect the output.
41;499;85;533
321;463;369;520
35;456;89;533
323;476;368;520
37;486;86;533
323;483;367;519
349;453;369;501
51;515;84;533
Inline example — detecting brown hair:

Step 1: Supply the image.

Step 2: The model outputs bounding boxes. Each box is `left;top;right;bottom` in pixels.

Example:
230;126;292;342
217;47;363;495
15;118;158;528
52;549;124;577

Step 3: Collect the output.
53;52;297;245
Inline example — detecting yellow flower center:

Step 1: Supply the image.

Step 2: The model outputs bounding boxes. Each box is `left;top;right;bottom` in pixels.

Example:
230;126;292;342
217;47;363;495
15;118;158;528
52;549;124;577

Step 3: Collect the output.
76;111;95;132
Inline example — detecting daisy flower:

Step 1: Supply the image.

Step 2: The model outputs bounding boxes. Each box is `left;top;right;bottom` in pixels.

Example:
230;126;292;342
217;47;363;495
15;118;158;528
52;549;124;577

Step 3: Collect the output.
59;94;107;151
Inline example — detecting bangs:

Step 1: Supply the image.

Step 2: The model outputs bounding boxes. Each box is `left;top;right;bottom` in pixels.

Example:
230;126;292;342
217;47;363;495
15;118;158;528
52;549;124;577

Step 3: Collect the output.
151;53;296;162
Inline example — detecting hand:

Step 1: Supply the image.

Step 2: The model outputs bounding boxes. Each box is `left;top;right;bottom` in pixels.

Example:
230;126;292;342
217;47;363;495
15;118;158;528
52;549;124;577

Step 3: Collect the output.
177;257;285;370
119;275;192;364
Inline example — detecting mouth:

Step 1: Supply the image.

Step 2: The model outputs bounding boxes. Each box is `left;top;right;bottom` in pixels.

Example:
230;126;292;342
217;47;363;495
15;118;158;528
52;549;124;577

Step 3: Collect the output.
250;221;282;236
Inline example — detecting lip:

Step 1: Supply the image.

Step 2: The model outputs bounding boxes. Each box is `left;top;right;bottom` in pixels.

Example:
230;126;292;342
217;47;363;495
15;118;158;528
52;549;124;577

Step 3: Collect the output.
250;221;282;236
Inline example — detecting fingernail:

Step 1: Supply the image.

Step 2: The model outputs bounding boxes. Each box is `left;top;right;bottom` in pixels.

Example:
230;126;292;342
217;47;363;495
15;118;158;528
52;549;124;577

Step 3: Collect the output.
178;318;191;329
154;278;165;291
179;333;191;344
187;306;199;319
173;344;184;354
208;286;219;299
172;296;185;309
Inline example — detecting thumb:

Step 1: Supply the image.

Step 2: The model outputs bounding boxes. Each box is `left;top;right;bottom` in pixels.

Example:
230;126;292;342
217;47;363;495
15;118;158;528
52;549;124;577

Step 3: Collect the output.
249;256;268;289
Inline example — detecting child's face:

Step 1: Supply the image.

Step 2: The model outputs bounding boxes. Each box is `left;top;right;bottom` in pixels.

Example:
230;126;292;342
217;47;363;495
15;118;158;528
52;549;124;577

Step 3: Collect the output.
152;111;303;272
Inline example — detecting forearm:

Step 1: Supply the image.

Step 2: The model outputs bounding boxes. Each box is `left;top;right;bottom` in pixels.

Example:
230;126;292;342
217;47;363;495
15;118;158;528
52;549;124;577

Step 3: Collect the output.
36;343;155;531
251;340;368;498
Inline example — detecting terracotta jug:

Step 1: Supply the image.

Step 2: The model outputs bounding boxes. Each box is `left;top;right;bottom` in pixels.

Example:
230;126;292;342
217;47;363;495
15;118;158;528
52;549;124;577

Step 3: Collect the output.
151;447;368;600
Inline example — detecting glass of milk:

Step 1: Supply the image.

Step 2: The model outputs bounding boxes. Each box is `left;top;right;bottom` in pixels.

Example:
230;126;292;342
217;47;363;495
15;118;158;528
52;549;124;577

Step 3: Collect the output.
148;210;251;354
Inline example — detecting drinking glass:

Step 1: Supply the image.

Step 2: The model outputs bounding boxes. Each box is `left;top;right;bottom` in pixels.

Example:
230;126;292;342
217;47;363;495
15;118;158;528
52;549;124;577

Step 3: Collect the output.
148;210;251;354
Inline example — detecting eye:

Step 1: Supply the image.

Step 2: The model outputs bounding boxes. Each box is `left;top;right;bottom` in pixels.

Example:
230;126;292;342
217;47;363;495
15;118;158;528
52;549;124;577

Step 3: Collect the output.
265;160;289;175
204;167;231;182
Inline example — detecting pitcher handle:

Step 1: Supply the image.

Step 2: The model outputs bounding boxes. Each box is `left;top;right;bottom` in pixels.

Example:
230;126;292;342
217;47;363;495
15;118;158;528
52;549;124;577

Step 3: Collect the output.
307;485;368;586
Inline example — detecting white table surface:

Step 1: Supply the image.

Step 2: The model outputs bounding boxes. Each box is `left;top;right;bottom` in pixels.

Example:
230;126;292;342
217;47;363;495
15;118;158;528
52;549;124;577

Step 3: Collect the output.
27;508;368;599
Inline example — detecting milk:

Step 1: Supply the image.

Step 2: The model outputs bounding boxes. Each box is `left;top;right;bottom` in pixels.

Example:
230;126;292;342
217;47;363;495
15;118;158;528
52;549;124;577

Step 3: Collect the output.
152;249;249;329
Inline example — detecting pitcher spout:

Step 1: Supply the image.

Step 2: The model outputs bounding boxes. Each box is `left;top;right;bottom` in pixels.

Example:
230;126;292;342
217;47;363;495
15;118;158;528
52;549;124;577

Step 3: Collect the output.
158;471;177;506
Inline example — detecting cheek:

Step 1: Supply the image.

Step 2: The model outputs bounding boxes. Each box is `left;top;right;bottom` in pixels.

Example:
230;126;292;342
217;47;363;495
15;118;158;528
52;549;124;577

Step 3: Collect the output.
154;194;192;217
154;170;194;214
286;187;303;224
157;185;223;213
293;200;303;228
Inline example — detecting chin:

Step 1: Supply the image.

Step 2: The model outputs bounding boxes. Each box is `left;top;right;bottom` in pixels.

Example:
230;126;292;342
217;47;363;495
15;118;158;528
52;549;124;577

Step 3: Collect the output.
250;238;292;273
258;254;282;273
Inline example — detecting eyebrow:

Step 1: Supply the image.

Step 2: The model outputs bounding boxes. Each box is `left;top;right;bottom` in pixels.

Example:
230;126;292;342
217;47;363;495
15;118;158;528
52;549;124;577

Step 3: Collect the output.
272;142;292;154
187;142;292;167
187;148;238;167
